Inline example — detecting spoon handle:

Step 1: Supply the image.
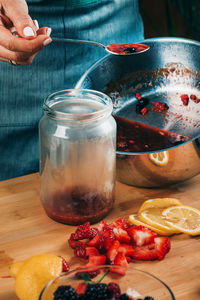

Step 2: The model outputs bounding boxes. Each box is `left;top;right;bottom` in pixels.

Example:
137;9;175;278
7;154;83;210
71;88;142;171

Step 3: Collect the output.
52;37;106;49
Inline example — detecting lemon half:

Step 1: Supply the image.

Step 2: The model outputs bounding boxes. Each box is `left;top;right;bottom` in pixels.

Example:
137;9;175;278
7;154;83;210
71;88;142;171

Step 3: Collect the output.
12;254;63;300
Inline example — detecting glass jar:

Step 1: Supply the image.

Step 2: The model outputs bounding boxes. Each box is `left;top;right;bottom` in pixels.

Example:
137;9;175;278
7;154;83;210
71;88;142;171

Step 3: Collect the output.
39;89;116;225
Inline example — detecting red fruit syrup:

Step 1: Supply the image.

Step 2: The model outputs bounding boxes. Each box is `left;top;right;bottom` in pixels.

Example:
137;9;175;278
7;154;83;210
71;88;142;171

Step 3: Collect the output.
42;186;114;225
107;43;149;55
114;115;191;152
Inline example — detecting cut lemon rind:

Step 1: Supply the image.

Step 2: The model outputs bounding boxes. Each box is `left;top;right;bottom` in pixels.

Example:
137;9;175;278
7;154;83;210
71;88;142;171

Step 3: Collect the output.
139;208;180;234
162;205;200;236
138;197;182;214
128;214;174;236
149;151;169;166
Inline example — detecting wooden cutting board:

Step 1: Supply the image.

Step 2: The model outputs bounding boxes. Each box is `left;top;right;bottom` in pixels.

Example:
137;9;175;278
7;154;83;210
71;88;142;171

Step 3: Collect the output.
0;172;200;300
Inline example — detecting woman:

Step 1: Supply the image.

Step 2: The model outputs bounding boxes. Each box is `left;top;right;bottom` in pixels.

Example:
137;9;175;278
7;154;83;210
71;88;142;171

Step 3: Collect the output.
0;0;144;180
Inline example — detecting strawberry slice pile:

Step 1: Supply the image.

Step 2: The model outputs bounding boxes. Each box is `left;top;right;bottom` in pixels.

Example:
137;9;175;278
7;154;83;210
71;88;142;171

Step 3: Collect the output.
68;219;171;275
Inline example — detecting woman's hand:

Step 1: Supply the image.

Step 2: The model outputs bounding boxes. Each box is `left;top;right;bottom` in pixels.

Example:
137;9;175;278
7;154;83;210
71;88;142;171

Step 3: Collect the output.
0;0;52;65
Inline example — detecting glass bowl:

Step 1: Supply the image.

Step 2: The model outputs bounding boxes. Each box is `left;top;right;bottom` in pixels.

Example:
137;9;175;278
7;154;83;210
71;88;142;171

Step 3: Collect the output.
39;265;175;299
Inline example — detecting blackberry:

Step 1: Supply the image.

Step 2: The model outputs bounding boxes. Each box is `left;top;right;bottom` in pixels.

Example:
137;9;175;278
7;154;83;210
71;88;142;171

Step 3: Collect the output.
136;98;149;114
144;297;154;300
53;285;78;300
84;283;111;300
138;98;149;107
107;282;121;299
120;294;130;300
124;47;136;53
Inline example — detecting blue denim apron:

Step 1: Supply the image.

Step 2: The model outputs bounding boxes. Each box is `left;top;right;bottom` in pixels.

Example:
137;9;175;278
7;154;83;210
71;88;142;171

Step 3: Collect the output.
0;0;143;180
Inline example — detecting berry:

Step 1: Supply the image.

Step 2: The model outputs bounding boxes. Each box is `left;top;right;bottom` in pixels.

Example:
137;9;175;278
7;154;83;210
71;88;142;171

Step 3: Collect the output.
70;222;99;241
86;247;100;257
53;285;78;300
111;252;128;275
107;240;120;262
128;225;158;247
180;94;189;106
190;94;196;100
61;258;70;272
131;236;170;261
84;283;111;300
154;236;171;260
76;282;87;295
118;244;135;257
100;228;115;250
74;245;87;259
120;293;130;300
124;46;136;53
141;107;148;116
154;101;169;112
87;255;107;266
107;282;121;299
68;239;85;249
113;218;130;230
144;297;155;300
138;98;149;107
136;103;142;114
131;243;158;261
87;234;101;247
113;227;131;243
136;93;142;100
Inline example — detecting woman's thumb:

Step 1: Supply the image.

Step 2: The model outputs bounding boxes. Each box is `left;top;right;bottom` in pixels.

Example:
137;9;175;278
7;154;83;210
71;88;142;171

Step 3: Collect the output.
3;0;36;38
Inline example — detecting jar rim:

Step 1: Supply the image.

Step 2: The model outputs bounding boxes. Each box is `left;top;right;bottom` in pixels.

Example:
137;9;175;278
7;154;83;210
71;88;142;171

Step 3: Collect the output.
43;89;113;122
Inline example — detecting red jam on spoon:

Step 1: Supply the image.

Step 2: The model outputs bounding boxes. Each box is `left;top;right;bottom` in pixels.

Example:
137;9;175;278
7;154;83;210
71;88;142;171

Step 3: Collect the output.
106;43;149;55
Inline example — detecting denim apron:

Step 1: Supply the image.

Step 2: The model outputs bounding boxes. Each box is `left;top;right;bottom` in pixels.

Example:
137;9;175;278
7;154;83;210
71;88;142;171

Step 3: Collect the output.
0;0;143;180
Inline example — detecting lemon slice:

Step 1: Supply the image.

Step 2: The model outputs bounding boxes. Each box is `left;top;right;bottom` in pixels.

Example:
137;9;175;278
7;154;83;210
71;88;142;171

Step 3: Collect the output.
139;208;180;234
14;254;63;300
149;151;169;166
138;197;182;214
162;205;200;236
128;214;173;235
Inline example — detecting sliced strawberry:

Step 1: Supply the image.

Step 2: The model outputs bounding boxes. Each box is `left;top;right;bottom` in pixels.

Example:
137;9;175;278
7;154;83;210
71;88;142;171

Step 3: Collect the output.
70;222;99;241
74;245;87;259
154;237;171;260
107;240;120;262
131;236;170;261
128;225;157;246
112;218;130;230
68;239;86;249
113;227;131;243
87;255;106;266
97;221;108;232
76;283;87;295
101;228;115;250
58;256;70;272
111;252;128;276
85;247;99;257
131;243;158;261
125;256;131;263
87;234;101;247
118;244;135;257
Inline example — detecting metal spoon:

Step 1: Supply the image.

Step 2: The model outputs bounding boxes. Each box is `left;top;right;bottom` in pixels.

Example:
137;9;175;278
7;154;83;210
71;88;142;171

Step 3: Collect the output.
52;37;149;55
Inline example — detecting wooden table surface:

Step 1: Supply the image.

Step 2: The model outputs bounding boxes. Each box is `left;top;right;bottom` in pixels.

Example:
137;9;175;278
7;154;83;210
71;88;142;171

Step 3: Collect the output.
0;172;200;300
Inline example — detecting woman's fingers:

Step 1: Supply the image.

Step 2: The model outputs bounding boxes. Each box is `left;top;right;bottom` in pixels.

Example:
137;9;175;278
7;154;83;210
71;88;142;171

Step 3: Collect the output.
2;0;36;38
0;26;52;65
0;24;52;53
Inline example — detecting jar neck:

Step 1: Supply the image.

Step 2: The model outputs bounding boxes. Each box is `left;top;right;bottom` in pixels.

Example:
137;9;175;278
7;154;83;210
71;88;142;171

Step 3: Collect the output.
43;89;113;124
